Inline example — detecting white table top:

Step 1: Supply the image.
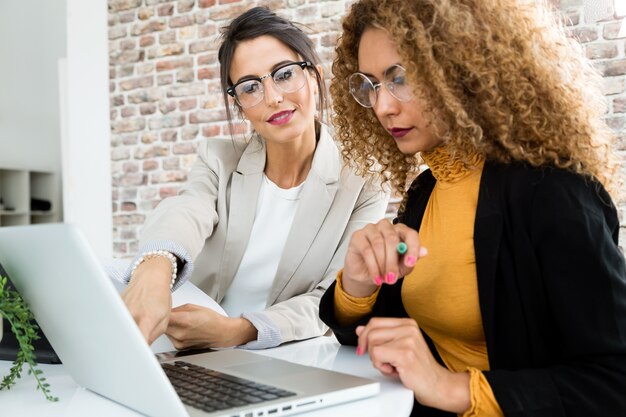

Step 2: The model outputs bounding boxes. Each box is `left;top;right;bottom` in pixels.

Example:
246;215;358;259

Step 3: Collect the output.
0;335;414;417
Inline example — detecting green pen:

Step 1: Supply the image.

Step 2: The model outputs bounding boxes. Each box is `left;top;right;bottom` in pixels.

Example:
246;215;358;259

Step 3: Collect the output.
396;242;408;255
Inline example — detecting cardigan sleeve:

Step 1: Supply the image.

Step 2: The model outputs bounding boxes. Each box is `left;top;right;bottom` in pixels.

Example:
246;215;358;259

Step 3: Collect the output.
319;277;410;345
484;170;626;417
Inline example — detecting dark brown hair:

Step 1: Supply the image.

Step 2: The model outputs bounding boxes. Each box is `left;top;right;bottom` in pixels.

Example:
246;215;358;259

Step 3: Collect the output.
218;7;326;138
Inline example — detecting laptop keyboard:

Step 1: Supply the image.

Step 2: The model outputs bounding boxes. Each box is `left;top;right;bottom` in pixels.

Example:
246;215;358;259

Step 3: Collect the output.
162;361;297;413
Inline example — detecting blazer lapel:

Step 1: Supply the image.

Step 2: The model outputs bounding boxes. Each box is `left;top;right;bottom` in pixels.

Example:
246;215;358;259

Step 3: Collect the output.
268;128;340;304
474;161;503;362
217;139;265;300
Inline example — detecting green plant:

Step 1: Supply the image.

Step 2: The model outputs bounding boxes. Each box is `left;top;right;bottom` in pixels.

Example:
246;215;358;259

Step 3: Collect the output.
0;276;58;401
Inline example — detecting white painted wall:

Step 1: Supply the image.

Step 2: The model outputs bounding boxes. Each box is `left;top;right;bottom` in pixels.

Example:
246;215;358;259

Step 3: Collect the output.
0;0;66;171
62;0;112;258
0;0;112;258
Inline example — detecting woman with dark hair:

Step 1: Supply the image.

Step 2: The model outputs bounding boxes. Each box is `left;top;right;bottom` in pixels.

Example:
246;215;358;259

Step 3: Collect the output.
319;0;626;416
121;7;387;350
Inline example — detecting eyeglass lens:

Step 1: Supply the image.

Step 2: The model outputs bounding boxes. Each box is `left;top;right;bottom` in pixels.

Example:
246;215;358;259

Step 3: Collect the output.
349;64;413;108
234;63;307;108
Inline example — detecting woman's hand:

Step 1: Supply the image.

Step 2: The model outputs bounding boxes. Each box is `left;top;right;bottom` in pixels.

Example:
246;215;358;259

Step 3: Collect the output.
121;257;173;345
166;304;258;349
356;317;470;413
342;219;427;297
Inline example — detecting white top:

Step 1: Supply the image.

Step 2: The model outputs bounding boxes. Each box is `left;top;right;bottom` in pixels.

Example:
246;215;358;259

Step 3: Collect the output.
221;174;304;317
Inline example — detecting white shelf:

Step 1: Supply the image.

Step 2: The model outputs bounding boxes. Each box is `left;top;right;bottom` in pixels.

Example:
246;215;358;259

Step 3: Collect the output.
0;169;61;227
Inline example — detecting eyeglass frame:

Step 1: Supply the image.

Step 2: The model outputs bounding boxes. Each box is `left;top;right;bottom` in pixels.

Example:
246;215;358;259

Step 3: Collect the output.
349;64;414;108
226;61;314;108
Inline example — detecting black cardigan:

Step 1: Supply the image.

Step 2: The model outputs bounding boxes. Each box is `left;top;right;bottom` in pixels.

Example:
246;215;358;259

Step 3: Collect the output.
319;162;626;417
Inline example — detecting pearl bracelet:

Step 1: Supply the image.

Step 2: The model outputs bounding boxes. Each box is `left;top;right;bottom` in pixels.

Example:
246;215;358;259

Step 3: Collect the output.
130;250;178;290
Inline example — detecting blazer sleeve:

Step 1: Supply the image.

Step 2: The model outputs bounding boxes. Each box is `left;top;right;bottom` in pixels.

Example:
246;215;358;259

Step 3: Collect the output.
259;180;389;345
485;172;626;417
138;139;223;261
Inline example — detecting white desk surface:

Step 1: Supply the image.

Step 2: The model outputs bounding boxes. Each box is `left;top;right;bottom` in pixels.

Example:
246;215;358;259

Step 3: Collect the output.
0;335;414;417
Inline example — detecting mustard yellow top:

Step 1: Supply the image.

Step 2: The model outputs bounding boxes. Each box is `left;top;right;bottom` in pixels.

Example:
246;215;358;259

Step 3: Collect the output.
334;147;503;417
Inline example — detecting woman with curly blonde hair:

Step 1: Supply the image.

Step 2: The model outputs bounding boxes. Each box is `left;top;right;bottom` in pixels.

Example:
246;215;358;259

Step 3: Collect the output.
319;0;626;416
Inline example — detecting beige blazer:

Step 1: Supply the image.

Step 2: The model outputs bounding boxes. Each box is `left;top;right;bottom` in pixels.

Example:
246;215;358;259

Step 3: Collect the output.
139;127;388;344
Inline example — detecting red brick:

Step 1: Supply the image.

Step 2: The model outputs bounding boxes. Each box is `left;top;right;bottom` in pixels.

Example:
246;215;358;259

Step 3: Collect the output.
143;160;159;171
198;52;218;65
190;109;227;123
163;157;181;170
142;132;159;144
202;125;221;137
161;130;178;142
159;186;180;198
177;68;195;82
182;126;200;140
120;11;135;24
198;24;217;38
158;4;174;16
198;67;219;80
178;0;195;13
138;7;154;20
140;35;155;47
173;142;197;154
110;50;144;65
134;145;170;159
109;0;142;12
123;162;140;173
156;57;193;71
189;40;212;54
112;118;146;133
121;106;136;117
179;98;197;111
149;43;185;59
140;103;157;115
159;31;177;44
130;20;166;36
120;76;154;91
210;4;248;20
159;100;177;114
157;74;174;85
199;0;216;8
150;171;188;184
170;16;194;28
167;84;206;97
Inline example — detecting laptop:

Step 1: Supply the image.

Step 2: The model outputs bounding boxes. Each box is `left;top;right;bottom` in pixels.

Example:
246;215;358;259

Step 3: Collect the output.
0;224;379;417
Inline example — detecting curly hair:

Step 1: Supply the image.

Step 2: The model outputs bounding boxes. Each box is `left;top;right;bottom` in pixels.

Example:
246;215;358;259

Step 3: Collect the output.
331;0;620;198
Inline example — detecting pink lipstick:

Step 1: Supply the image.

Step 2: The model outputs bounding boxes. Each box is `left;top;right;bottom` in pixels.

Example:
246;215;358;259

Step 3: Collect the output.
267;110;295;126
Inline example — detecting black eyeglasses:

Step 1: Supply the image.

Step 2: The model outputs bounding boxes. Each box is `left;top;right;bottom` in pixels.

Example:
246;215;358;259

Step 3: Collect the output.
227;61;313;109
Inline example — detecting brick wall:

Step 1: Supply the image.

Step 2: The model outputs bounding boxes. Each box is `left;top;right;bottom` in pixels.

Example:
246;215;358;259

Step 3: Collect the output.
108;0;626;258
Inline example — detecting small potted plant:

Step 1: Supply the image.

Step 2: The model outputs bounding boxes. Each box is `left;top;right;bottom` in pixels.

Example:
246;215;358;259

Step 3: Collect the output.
0;276;57;401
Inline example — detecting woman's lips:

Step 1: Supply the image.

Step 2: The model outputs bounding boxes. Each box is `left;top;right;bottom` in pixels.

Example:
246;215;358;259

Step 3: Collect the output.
389;127;413;138
267;110;295;126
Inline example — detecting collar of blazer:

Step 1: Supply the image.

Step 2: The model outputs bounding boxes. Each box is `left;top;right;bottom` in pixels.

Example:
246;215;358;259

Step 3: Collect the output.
234;124;342;185
219;124;343;304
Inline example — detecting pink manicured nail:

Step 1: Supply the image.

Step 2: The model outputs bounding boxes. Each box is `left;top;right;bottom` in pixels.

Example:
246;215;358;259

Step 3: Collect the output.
356;346;363;355
374;276;383;286
405;255;416;267
386;272;397;284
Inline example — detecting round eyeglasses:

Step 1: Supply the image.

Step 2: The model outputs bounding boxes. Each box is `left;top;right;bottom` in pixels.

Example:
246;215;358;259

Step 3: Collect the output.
226;61;313;109
349;64;414;108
